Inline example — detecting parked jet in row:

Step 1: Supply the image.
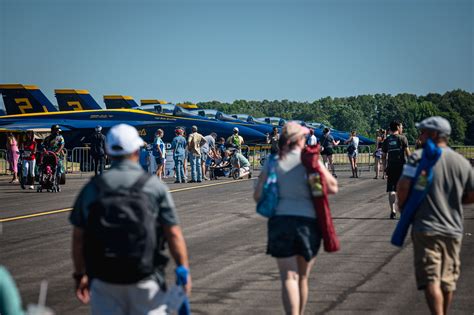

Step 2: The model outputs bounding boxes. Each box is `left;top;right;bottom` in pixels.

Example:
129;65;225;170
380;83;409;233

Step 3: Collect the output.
0;84;266;147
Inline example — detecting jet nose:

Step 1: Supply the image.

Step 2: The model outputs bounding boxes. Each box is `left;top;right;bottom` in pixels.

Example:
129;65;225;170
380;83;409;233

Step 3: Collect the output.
238;125;267;144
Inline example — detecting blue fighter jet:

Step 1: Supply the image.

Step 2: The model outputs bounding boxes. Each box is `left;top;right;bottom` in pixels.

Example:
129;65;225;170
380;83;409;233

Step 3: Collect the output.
0;85;266;147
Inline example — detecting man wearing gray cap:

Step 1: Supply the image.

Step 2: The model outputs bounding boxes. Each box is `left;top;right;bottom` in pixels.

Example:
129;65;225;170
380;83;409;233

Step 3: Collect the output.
70;124;191;314
397;116;474;315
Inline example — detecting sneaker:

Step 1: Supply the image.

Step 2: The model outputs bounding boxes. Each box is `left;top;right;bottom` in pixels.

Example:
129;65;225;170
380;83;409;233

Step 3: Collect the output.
188;180;196;183
390;212;397;219
181;180;187;184
28;185;34;190
203;176;210;180
174;180;181;184
197;180;202;183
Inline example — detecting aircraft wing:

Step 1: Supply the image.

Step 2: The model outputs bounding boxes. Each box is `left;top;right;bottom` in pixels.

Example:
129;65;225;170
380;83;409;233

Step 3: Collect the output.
0;119;164;132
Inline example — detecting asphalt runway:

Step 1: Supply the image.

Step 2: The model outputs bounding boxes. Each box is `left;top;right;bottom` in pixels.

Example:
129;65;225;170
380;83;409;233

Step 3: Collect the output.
0;172;473;314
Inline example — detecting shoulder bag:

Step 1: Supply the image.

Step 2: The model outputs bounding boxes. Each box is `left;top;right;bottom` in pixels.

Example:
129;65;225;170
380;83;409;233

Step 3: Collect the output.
256;154;279;218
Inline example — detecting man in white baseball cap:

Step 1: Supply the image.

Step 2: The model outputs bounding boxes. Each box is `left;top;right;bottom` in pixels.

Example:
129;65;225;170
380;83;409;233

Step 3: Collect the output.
226;126;244;152
106;124;144;156
70;123;191;314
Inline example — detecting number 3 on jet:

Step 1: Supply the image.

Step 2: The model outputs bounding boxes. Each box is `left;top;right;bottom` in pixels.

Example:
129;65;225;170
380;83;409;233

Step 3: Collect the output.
14;98;33;114
67;101;84;111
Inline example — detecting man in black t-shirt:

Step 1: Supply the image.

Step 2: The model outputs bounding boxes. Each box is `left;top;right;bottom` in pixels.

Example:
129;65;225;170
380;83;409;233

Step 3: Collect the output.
382;120;410;219
89;126;107;176
319;128;340;177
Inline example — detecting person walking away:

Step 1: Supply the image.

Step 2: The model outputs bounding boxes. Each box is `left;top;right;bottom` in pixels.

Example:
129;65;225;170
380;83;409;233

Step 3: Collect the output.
43;125;65;191
382;120;410;219
266;127;280;154
306;129;317;146
6;132;19;183
344;131;359;178
20;130;37;189
70;124;191;314
171;128;187;183
201;132;217;180
254;122;338;315
90;125;107;176
374;129;386;179
226;127;244;152
153;129;166;179
187;125;205;183
396;116;474;315
319;128;340;177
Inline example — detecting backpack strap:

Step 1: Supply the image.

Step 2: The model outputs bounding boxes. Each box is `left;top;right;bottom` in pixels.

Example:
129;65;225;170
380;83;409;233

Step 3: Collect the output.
93;173;151;195
130;173;152;193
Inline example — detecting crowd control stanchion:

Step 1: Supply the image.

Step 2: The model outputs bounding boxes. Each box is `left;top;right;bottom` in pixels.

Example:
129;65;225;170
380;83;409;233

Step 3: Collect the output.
0;149;7;175
70;147;93;176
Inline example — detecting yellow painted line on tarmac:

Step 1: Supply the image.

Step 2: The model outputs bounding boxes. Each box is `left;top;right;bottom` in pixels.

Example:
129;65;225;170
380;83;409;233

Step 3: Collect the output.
0;178;255;223
0;208;73;223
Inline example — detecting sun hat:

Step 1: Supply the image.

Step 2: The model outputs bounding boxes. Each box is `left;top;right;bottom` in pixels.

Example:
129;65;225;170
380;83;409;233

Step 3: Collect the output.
282;121;310;142
106;124;144;156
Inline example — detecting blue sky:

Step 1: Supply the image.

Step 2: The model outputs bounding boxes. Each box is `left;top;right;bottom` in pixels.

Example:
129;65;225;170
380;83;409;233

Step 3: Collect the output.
0;0;472;107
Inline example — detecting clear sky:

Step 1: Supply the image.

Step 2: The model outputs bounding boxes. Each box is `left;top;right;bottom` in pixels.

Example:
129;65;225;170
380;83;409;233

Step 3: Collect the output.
0;0;472;107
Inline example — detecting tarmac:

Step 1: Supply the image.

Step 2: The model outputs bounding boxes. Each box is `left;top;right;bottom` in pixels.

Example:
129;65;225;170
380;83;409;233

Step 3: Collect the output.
0;171;473;314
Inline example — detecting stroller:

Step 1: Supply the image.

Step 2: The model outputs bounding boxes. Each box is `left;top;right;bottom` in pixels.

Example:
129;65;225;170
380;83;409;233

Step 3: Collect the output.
37;151;60;192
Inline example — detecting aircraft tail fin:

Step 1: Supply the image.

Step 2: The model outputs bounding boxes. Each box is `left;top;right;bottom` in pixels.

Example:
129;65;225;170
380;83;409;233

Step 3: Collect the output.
104;95;139;109
0;84;57;115
55;89;102;111
177;102;198;109
141;99;168;106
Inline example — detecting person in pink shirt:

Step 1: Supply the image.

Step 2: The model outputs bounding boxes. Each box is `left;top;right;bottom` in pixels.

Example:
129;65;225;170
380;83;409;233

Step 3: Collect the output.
6;132;19;183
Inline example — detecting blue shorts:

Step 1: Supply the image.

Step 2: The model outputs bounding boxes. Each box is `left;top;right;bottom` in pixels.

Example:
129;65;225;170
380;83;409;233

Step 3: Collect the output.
201;152;208;163
155;156;164;166
267;215;321;262
205;157;213;166
347;151;358;158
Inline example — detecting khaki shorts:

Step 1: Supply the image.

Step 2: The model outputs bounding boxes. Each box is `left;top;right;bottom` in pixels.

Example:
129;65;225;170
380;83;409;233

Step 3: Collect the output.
412;232;462;292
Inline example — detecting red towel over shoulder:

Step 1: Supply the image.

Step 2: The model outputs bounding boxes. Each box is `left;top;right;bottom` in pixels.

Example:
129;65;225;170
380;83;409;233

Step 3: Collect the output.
301;144;340;252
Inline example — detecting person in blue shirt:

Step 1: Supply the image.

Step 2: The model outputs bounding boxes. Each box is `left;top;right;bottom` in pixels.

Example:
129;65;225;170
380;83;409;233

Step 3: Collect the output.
139;142;149;172
153;129;166;179
171;128;187;183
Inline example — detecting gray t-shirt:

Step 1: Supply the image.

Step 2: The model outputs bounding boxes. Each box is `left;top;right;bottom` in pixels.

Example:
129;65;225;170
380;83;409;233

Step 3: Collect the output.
401;147;474;238
70;160;179;228
201;135;216;154
263;149;315;219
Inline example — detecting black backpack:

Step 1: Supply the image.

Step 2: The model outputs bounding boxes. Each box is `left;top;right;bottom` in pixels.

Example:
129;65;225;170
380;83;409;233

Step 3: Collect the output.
84;173;165;284
386;135;404;164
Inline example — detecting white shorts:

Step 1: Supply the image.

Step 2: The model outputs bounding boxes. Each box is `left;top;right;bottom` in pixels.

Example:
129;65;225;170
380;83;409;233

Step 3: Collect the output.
90;278;168;315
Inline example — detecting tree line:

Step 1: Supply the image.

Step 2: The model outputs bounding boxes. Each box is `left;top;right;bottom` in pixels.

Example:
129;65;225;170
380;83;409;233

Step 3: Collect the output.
195;89;474;145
